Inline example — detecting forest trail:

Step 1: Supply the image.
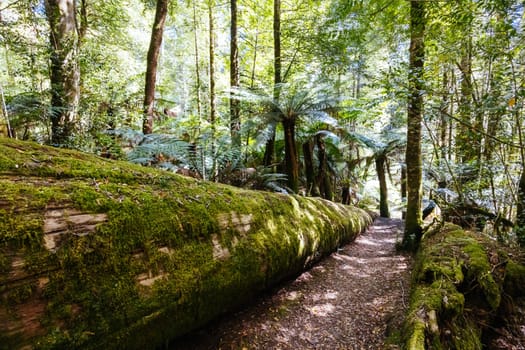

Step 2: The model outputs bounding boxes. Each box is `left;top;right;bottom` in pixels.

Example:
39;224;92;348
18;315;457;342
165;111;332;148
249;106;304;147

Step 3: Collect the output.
171;217;412;350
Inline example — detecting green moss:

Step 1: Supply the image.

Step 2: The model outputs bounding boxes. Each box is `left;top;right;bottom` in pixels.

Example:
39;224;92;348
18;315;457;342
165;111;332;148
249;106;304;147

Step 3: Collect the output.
0;138;372;349
463;242;500;310
504;260;525;297
402;223;507;349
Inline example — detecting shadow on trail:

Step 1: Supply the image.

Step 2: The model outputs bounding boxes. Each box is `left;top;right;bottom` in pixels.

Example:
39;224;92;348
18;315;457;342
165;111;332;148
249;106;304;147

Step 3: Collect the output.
170;217;412;350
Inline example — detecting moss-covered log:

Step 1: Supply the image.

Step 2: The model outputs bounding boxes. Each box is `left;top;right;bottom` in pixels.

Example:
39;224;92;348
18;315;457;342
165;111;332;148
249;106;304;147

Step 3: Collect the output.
0;139;372;349
402;222;525;349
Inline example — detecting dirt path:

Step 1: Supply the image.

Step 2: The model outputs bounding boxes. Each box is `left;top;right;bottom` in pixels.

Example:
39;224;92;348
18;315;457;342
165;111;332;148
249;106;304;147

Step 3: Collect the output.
171;217;412;350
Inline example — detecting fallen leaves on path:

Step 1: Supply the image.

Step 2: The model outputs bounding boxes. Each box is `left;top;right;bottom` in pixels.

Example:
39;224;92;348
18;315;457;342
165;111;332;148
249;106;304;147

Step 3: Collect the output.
172;217;412;350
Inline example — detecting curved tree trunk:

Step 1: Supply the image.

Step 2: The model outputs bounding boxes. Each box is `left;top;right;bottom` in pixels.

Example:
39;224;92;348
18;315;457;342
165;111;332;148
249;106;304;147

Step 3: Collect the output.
143;0;168;135
0;138;372;350
403;0;426;250
45;0;80;145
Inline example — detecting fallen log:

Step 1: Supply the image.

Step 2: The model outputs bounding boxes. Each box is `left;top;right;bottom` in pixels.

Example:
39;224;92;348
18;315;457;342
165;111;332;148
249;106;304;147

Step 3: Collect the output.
402;222;525;349
0;138;372;349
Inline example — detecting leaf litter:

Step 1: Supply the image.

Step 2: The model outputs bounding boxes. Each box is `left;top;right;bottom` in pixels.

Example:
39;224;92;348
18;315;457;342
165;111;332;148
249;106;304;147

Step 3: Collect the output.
171;217;411;350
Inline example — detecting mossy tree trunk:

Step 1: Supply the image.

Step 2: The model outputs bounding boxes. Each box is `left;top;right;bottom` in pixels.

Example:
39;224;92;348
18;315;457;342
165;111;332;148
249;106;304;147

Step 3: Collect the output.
45;0;80;145
402;0;426;251
0;138;372;350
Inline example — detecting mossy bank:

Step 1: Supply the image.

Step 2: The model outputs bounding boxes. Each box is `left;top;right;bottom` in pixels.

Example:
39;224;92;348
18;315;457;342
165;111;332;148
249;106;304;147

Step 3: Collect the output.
402;223;525;349
0;138;372;349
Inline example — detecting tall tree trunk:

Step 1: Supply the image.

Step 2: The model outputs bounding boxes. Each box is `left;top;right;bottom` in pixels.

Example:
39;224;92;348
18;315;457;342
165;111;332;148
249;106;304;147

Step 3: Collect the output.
192;1;202;121
456;31;481;167
440;67;449;161
78;0;88;44
376;154;390;218
45;0;80;145
283;118;298;193
230;0;241;148
208;0;217;180
316;134;332;200
517;167;525;246
402;0;426;250
302;140;318;196
515;71;525;245
401;163;407;219
263;0;281;166
143;0;168;135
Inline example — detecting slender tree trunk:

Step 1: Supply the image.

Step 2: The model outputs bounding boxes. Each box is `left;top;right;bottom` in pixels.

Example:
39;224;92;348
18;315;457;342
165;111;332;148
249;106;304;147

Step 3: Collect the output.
45;0;80;145
456;31;481;167
192;1;202;120
401;163;407;219
0;83;12;138
403;0;426;250
79;0;88;44
143;0;168;135
440;67;449;161
263;0;281;166
230;0;241;148
376;154;390;218
517;167;525;246
316;134;332;200
273;0;281;89
302;140;318;196
283;118;298;193
208;0;217;180
515;69;525;245
250;31;259;89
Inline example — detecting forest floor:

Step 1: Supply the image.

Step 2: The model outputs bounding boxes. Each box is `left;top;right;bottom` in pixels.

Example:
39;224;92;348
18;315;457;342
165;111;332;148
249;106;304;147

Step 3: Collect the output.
170;217;412;350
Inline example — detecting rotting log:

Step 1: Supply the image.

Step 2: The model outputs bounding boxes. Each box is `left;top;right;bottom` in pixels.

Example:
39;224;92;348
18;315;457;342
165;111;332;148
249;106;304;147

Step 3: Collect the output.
402;222;525;349
0;139;372;349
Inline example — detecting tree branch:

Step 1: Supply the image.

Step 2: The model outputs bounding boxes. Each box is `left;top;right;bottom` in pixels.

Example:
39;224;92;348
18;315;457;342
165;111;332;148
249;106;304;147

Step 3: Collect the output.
437;108;524;150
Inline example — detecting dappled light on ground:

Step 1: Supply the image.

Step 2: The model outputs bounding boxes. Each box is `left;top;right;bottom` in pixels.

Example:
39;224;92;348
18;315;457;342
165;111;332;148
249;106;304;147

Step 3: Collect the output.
171;217;412;349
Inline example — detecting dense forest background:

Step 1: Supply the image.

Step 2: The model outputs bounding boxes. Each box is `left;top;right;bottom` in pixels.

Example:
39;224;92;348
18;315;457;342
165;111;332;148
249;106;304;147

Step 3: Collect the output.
1;0;524;246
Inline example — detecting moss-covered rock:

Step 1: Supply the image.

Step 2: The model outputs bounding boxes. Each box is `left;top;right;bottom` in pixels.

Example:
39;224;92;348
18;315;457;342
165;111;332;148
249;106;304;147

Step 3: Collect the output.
0;139;372;349
402;222;525;350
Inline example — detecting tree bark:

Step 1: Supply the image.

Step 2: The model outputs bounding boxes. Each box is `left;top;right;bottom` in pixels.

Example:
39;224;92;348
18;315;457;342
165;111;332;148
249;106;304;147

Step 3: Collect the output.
45;0;80;145
440;67;449;161
376;154;390;218
316;134;333;200
283;118;298;193
263;0;281;166
143;0;168;135
208;0;217;180
403;0;426;250
302;140;318;196
192;1;202;120
517;168;525;246
230;0;241;148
